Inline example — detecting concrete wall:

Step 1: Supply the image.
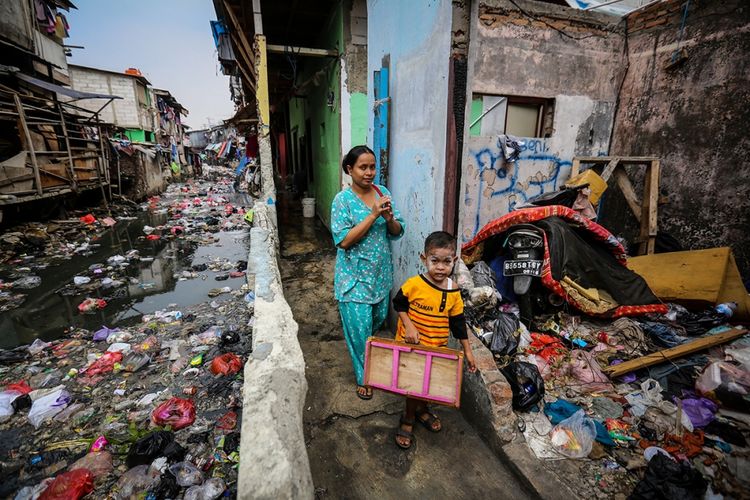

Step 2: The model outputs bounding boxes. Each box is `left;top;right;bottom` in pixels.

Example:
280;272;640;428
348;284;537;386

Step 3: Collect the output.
0;0;34;51
458;0;625;243
367;0;453;293
607;0;750;277
341;0;369;187
68;67;145;129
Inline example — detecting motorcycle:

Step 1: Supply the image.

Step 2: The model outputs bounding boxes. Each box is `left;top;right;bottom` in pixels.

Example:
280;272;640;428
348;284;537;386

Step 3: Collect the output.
502;224;545;326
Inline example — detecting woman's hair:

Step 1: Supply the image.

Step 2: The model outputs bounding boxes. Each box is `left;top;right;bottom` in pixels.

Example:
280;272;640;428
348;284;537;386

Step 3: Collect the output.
341;145;375;174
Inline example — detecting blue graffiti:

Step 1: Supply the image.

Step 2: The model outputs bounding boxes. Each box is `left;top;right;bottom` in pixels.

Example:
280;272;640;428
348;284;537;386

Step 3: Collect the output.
470;142;572;238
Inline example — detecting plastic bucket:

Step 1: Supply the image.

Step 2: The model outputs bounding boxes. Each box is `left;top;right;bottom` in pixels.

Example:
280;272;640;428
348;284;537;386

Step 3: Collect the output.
302;198;316;218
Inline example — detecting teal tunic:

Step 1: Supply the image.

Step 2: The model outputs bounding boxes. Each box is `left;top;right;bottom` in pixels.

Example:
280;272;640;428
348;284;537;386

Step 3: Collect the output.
331;185;405;385
331;185;405;304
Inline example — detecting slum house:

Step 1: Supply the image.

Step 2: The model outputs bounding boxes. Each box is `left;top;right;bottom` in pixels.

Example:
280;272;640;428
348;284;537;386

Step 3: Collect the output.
212;0;368;229
67;65;167;201
0;0;115;225
152;88;191;177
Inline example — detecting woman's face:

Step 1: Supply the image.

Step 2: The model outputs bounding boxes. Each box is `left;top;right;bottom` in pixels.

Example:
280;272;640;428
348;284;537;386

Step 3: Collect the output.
348;153;376;188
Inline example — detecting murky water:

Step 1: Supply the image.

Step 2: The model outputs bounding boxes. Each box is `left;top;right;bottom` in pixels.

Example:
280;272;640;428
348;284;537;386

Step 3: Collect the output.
0;192;252;349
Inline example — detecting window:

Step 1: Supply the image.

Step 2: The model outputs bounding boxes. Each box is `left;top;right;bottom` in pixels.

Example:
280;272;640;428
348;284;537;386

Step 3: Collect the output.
469;94;554;138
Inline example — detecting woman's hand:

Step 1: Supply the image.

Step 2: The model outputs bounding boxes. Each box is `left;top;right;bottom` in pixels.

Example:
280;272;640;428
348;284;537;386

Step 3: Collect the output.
371;196;392;220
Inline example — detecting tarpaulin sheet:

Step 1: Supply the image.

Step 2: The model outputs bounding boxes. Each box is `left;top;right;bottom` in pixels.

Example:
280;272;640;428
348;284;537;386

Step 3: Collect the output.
461;206;667;318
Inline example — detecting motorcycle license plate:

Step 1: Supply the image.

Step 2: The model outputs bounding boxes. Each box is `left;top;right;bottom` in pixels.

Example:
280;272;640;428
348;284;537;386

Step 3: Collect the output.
503;259;543;277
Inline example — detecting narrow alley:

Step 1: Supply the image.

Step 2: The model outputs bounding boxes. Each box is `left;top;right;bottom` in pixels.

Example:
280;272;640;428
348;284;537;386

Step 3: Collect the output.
277;199;536;499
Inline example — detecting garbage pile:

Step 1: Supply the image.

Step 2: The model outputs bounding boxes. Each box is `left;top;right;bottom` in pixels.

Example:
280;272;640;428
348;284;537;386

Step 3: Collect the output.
459;261;750;499
0;174;256;498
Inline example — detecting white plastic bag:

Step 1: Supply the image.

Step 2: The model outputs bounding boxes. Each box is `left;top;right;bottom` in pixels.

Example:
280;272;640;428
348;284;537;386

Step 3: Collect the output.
0;390;22;422
549;409;597;458
28;386;70;428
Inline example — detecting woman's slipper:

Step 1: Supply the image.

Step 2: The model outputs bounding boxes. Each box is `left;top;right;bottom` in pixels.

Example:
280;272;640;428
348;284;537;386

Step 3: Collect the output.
417;410;442;432
356;385;373;400
395;415;415;449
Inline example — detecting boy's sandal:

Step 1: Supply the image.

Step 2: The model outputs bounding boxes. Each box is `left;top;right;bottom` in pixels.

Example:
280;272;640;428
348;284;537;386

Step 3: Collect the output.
355;385;372;400
417;411;442;433
396;416;415;449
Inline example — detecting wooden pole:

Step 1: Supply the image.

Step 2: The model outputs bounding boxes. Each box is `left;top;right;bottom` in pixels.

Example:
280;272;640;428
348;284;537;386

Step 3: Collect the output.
14;93;43;196
95;113;110;212
57;103;78;191
602;328;748;377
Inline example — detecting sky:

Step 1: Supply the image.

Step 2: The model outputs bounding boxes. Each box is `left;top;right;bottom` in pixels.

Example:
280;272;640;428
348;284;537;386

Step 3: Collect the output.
66;0;234;129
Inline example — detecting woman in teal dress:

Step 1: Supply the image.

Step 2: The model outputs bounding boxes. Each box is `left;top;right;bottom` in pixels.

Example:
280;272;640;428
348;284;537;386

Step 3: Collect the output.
331;145;405;400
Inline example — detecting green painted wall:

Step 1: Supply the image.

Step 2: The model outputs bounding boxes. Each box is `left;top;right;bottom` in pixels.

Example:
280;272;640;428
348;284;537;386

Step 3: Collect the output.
286;5;344;230
125;129;146;142
350;92;367;146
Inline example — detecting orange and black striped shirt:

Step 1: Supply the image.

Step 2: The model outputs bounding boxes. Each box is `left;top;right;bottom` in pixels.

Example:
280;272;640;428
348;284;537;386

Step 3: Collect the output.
393;274;467;348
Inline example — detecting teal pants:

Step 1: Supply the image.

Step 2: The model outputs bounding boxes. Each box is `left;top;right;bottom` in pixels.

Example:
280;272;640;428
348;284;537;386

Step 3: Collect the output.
338;299;389;385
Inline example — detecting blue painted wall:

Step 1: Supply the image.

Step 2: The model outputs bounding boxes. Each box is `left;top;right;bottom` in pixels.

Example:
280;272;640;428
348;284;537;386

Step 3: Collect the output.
367;0;453;296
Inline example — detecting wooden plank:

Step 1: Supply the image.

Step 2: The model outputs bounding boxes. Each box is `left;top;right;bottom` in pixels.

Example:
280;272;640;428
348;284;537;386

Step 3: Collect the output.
600;158;620;182
266;44;338;57
575;156;659;163
58;103;78;191
612;168;641;222
14;94;43;196
223;0;256;72
638;160;659;254
570;158;581;177
602;328;748;377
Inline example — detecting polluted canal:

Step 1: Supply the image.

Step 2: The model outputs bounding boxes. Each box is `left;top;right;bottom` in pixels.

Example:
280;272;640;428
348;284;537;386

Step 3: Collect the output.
0;172;255;499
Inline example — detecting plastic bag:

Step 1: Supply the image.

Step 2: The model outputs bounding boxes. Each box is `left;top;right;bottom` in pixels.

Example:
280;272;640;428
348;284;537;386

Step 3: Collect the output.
39;469;94;500
107;343;131;354
625;379;677;417
77;298;107;313
0;390;22;422
133;335;161;354
13;275;42;289
210;353;242;376
79;214;96;225
680;395;718;428
216;411;237;430
123;352;150;373
69;451;113;478
114;465;161;499
452;258;474;290
566;350;612;393
695;361;750;395
549;409;597;458
28;338;50;355
470;261;496;288
500;361;545;411
489;313;520;356
151;397;196;430
5;380;31;394
184;478;227;500
28;387;70;428
126;430;185;468
169;461;203;487
93;326;117;342
83;351;123;376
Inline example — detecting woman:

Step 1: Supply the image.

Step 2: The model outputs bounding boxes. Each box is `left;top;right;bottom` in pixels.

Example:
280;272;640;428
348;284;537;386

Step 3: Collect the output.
331;145;405;400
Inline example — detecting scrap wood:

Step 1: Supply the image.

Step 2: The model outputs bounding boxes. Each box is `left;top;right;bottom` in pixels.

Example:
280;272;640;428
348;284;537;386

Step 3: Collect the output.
602;328;748;378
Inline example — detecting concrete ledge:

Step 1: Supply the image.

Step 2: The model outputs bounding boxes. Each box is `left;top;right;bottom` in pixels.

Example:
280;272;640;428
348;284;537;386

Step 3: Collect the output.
460;334;577;500
239;202;313;499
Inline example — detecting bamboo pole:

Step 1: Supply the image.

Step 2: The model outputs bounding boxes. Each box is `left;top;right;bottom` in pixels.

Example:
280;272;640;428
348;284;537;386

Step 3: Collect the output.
14;93;43;196
57;103;78;191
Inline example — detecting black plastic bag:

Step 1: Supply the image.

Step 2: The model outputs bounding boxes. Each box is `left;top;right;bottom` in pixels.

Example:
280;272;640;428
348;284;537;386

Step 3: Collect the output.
126;431;185;468
470;261;496;289
148;469;181;499
629;453;707;500
501;361;544;411
11;394;31;412
489;313;520;356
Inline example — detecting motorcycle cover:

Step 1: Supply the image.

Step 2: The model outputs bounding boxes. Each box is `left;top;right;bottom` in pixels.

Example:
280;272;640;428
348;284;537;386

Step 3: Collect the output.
461;206;667;318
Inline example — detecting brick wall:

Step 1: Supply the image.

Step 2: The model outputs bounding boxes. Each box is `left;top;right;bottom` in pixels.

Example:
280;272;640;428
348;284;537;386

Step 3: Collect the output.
68;68;142;129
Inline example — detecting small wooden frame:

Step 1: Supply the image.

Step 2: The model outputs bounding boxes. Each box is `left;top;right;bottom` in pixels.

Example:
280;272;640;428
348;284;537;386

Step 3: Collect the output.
569;156;661;255
364;337;464;408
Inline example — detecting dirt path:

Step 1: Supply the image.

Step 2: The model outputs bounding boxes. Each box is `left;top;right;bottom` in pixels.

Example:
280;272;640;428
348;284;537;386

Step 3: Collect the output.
277;199;536;499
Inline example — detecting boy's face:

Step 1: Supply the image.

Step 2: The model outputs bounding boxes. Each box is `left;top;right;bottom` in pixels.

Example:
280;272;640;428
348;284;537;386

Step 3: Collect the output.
420;246;457;284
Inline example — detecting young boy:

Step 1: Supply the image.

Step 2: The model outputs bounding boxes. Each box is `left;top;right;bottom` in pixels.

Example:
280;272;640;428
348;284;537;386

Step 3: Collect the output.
392;231;477;449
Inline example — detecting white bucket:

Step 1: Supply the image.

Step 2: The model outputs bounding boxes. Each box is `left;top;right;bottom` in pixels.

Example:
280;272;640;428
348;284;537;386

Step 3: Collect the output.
302;198;316;218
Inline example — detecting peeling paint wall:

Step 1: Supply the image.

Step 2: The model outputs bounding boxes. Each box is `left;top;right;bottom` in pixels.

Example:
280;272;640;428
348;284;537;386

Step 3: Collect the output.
458;0;625;243
608;0;750;277
367;0;453;294
341;0;368;189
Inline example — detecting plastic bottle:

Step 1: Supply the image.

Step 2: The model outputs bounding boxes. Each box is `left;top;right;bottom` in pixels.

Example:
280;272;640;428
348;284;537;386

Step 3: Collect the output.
715;302;737;319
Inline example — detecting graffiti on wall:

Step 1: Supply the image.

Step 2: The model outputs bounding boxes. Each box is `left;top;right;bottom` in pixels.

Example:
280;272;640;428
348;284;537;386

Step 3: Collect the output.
463;137;572;242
